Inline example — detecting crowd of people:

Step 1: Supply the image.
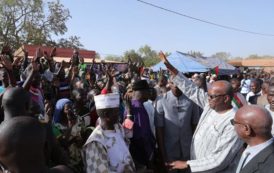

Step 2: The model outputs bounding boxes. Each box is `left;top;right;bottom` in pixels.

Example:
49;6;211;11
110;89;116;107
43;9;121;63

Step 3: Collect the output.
0;46;274;173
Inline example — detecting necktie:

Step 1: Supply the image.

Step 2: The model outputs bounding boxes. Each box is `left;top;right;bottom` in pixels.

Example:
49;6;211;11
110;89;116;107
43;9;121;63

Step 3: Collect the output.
236;152;250;173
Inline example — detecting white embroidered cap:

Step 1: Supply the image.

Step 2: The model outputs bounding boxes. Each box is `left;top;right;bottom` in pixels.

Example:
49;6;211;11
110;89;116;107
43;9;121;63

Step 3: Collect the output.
94;93;120;109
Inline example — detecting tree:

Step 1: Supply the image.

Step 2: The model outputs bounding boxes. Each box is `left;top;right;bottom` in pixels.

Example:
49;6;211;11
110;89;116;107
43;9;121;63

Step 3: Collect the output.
0;0;82;49
138;45;160;67
105;55;122;62
56;36;83;49
123;50;143;64
188;50;203;57
211;52;231;61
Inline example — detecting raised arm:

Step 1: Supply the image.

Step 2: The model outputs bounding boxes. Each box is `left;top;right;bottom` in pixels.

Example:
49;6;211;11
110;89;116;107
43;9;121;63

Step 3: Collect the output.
159;51;208;108
22;48;41;91
0;55;17;87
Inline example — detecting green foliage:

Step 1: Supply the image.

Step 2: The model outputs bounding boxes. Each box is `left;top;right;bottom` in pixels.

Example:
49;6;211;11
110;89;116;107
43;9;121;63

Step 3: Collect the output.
105;55;122;61
55;36;83;49
123;49;143;64
120;45;168;67
138;45;160;67
0;0;82;50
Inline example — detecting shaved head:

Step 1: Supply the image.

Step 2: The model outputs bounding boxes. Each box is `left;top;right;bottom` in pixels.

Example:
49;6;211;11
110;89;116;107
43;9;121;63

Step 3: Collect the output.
0;116;46;172
235;105;272;142
2;87;30;120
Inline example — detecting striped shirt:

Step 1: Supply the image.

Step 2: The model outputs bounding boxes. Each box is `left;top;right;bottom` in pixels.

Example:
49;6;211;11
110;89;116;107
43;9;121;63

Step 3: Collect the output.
172;73;243;173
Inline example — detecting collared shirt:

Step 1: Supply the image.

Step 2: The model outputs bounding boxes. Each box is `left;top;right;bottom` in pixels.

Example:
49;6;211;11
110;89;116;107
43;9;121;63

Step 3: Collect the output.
155;91;200;161
243;138;274;167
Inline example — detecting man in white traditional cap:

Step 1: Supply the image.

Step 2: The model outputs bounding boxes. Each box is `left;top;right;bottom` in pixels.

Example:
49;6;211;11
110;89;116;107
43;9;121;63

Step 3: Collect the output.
82;93;135;173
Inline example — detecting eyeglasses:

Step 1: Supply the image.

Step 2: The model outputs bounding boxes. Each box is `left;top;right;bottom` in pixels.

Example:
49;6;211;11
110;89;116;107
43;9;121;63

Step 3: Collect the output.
230;119;245;126
208;94;226;99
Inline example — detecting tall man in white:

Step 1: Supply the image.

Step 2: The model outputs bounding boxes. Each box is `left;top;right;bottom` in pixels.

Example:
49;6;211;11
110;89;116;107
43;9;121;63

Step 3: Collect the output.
159;52;243;173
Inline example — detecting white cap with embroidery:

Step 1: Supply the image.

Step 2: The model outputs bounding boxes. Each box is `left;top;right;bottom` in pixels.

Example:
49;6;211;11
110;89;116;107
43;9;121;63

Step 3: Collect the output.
94;93;120;109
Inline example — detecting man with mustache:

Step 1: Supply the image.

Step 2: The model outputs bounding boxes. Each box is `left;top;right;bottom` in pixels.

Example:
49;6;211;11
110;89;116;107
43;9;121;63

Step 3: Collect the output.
159;52;243;173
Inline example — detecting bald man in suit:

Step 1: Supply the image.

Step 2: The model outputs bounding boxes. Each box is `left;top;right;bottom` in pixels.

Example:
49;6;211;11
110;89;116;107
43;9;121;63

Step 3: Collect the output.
232;105;274;173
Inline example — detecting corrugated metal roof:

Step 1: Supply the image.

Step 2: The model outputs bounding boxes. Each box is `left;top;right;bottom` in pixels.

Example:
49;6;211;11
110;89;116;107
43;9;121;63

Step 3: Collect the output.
14;45;96;58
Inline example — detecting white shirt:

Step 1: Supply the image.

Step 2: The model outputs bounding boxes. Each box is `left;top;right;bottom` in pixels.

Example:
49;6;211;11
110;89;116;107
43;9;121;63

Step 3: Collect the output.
246;90;262;104
143;100;155;137
243;138;274;167
240;79;251;94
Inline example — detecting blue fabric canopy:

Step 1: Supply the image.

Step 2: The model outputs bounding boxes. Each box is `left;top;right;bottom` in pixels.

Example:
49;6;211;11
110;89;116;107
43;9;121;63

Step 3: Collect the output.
152;52;208;73
182;52;238;75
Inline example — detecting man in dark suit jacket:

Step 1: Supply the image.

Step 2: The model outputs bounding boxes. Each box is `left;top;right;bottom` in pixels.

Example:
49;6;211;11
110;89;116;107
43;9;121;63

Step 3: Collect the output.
231;105;274;173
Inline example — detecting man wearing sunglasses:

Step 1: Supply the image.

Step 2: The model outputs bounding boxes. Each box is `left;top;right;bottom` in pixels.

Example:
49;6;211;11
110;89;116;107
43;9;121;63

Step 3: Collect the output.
159;52;243;173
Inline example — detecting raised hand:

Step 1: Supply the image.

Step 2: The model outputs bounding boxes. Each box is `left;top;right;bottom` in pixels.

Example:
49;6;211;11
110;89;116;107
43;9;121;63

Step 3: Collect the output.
34;47;43;62
50;47;57;58
0;55;13;70
124;94;132;114
159;51;169;65
92;56;95;64
31;58;40;72
159;51;178;76
12;56;23;67
22;48;28;56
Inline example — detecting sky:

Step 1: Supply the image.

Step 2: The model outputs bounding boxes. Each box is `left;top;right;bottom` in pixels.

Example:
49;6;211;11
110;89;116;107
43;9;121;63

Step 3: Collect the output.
59;0;274;58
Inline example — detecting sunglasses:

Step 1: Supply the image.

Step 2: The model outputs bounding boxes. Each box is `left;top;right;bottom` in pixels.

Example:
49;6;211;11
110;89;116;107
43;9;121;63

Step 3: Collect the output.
208;94;226;99
230;119;245;126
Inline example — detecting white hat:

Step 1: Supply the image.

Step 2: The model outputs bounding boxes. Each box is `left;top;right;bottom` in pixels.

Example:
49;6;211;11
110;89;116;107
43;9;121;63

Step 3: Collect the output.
94;93;120;109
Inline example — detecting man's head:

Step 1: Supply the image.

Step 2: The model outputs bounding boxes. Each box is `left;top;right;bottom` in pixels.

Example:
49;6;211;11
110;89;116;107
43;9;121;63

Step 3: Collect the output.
250;79;261;94
233;105;272;145
230;78;241;93
132;80;150;102
194;76;206;90
148;88;157;101
2;87;31;120
73;49;79;56
94;94;120;126
207;80;233;112
79;57;84;64
267;85;274;111
71;88;86;104
169;82;182;97
261;81;270;95
158;75;167;87
0;116;46;172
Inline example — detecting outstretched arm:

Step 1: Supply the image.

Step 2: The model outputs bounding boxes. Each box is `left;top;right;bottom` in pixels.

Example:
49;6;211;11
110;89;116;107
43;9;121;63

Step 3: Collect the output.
159;51;208;108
